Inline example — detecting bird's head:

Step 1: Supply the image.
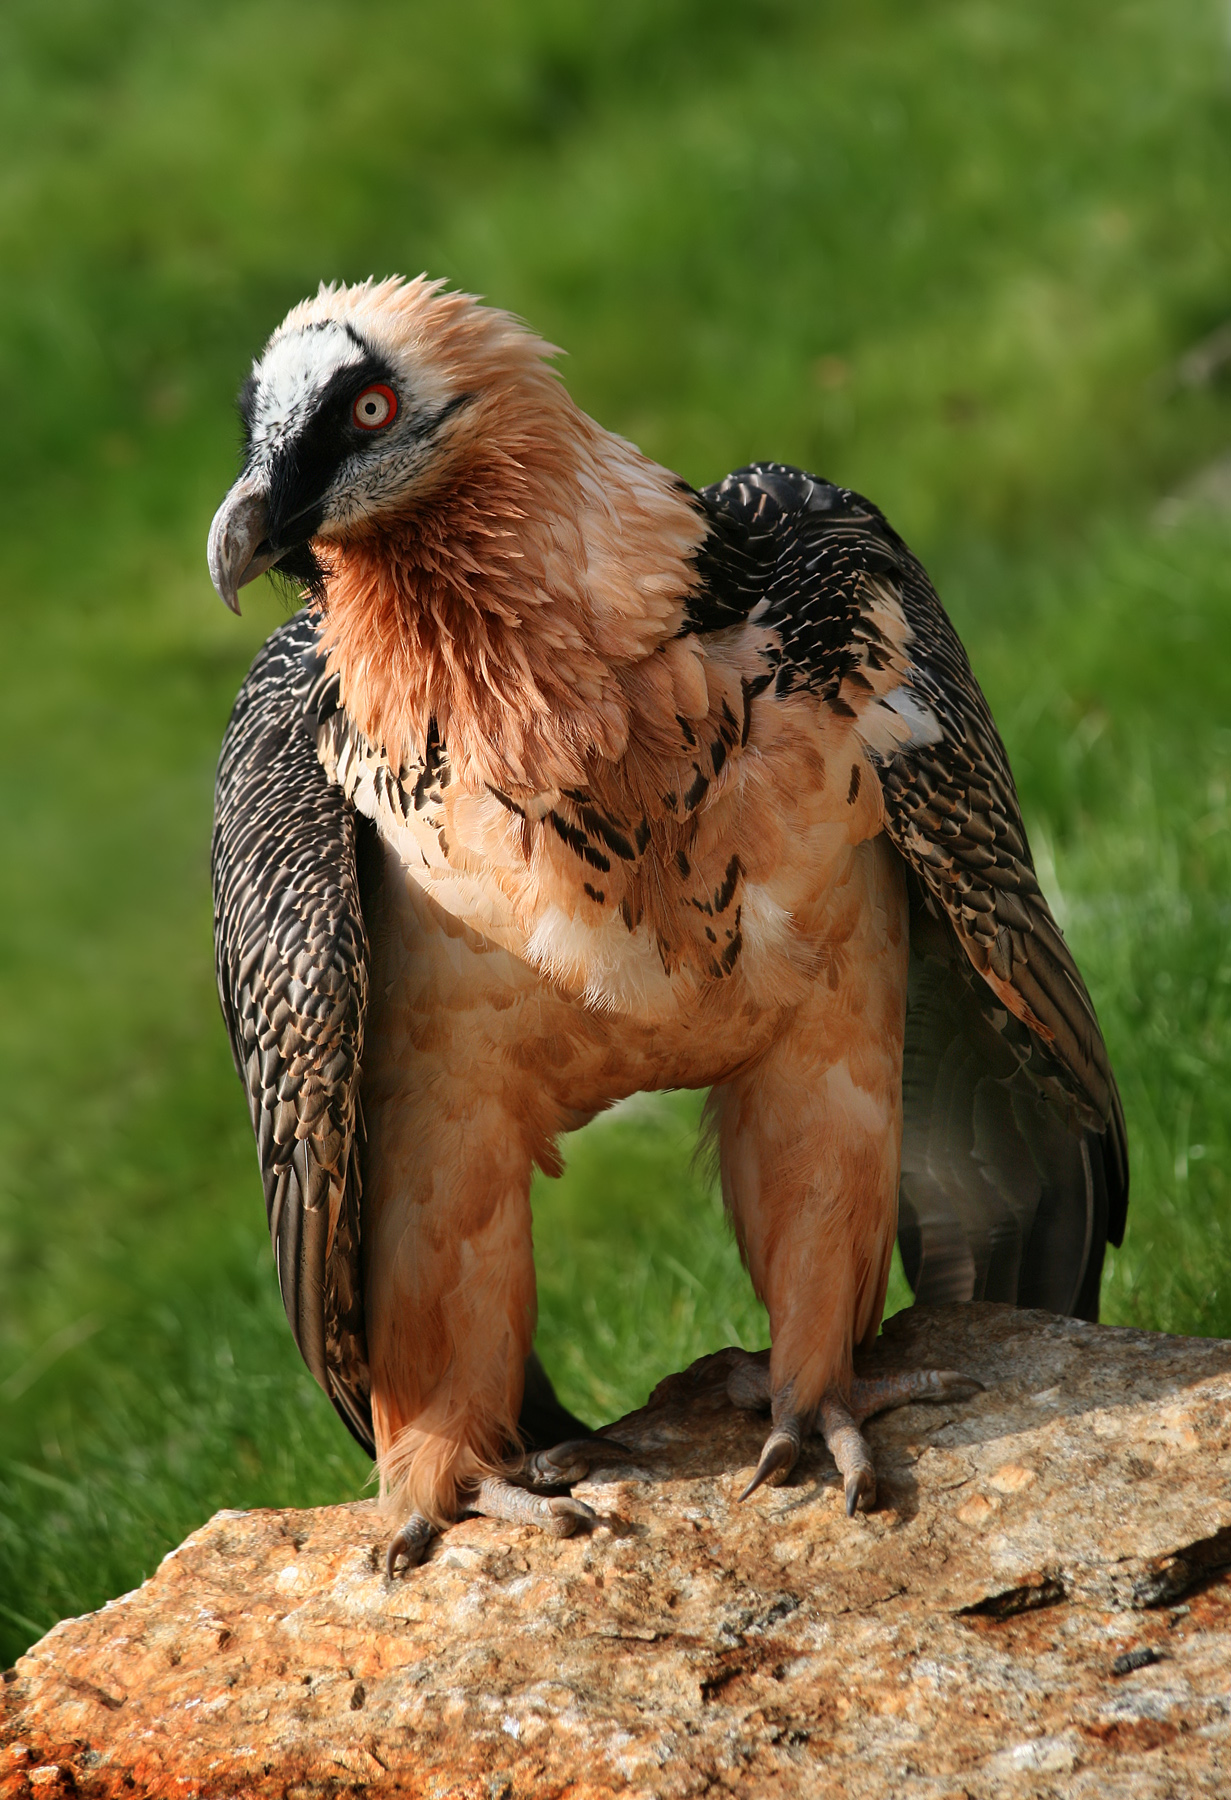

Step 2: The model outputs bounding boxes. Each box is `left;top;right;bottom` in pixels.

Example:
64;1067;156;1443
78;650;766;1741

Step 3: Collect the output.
206;275;567;614
207;276;705;792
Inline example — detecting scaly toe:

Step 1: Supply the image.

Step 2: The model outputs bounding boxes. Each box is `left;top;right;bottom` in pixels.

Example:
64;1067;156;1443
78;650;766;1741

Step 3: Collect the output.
472;1475;597;1539
386;1512;438;1580
819;1391;877;1516
848;1367;985;1426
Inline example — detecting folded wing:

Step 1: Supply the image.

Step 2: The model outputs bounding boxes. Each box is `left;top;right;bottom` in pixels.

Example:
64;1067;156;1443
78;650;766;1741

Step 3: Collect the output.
212;610;374;1451
692;464;1128;1318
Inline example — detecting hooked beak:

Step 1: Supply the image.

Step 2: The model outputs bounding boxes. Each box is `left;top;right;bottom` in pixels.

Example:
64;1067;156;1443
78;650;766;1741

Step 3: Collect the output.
207;474;284;615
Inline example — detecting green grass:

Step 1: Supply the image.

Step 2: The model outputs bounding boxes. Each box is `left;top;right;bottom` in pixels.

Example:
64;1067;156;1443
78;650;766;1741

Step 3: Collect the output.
2;0;1230;1662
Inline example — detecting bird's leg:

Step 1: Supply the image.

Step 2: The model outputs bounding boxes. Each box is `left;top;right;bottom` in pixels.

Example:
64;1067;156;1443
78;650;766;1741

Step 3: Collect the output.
381;1335;631;1579
383;1472;593;1579
383;1474;592;1580
727;1348;983;1514
463;1430;634;1537
820;1367;985;1514
817;1389;876;1516
849;1367;986;1422
734;1368;813;1497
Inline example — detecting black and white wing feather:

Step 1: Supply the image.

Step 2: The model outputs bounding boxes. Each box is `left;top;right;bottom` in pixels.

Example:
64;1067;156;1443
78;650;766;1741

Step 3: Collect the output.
212;610;374;1453
693;464;1128;1319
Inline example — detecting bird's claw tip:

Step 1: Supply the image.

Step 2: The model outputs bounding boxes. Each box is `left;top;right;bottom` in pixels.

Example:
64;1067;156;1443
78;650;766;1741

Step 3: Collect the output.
546;1495;598;1538
844;1473;876;1517
738;1435;796;1502
385;1516;435;1579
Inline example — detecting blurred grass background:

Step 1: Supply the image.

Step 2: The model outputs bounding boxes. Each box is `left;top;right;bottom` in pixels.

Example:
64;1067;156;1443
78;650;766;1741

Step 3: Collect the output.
2;0;1230;1659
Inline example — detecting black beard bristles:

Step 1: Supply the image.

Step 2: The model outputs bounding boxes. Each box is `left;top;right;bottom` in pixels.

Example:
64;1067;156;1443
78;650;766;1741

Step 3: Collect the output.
274;542;331;610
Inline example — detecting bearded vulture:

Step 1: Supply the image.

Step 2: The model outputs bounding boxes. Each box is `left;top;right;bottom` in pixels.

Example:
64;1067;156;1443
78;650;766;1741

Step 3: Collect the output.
208;278;1128;1573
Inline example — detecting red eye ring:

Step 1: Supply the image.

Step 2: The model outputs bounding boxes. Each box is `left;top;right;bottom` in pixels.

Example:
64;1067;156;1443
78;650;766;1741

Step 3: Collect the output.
352;383;398;430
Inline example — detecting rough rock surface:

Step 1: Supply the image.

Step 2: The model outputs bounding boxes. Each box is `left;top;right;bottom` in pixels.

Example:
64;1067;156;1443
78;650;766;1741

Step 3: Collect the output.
5;1304;1231;1799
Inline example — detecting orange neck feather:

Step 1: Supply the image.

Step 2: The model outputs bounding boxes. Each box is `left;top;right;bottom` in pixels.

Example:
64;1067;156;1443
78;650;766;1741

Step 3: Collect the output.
316;384;706;795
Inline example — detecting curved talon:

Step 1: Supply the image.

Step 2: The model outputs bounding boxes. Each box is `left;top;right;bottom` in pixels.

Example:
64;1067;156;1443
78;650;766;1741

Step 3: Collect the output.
740;1418;803;1500
844;1464;877;1517
386;1512;437;1580
731;1364;983;1523
540;1494;597;1539
525;1440;592;1486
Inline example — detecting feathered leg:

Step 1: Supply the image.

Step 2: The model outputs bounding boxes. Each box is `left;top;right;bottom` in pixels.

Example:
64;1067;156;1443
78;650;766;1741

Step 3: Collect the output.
362;864;618;1574
711;838;969;1512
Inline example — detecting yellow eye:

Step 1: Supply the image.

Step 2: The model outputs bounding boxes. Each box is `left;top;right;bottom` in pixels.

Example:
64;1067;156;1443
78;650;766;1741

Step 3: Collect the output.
352;383;397;430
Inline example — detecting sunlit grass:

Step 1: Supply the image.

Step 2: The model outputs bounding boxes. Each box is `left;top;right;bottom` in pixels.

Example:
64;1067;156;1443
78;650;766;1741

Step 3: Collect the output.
2;0;1230;1661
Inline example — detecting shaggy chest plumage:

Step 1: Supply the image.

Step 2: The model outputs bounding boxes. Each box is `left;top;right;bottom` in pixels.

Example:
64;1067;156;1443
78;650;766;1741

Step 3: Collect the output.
312;557;922;1094
323;655;885;986
308;436;925;1048
321;669;910;1092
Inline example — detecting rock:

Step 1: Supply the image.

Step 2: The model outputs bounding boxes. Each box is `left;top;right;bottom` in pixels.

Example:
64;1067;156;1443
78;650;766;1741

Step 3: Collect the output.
5;1303;1231;1798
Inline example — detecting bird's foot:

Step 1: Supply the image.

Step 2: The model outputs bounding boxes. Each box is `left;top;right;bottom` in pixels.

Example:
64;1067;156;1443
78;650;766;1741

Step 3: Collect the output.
385;1481;594;1580
729;1350;983;1515
385;1434;629;1578
521;1434;631;1488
